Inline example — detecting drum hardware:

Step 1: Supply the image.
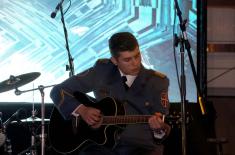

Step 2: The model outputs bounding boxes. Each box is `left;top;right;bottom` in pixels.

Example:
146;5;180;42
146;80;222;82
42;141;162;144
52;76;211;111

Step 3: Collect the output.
18;141;40;155
15;84;56;155
2;108;28;155
11;117;50;124
13;116;50;155
3;109;26;128
0;72;55;155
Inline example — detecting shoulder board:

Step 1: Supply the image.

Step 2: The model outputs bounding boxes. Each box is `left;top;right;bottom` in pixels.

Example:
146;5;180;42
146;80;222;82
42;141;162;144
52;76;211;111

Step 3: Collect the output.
154;71;166;79
96;59;110;64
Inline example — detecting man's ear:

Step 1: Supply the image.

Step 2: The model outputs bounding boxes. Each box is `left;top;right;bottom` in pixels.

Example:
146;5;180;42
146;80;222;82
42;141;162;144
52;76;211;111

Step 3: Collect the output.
111;57;117;65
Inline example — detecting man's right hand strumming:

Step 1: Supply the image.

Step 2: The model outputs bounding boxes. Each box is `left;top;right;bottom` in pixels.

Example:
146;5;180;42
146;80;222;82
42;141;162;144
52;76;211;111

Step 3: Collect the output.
77;104;102;128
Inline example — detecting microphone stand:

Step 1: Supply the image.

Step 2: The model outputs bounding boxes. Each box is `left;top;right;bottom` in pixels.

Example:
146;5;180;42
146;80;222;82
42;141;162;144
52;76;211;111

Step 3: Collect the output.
59;3;74;77
51;0;74;77
173;0;207;155
174;34;187;155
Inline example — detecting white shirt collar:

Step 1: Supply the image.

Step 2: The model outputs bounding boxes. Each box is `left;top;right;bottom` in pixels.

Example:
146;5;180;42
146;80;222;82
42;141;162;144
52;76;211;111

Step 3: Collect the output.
118;69;137;87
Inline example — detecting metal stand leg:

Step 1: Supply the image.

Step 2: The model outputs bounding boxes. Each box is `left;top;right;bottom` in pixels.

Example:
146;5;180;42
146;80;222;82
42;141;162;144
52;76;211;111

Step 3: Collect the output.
207;137;228;155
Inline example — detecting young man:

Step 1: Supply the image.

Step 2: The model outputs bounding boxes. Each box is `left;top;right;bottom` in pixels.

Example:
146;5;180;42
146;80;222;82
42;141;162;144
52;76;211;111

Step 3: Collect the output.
50;32;170;155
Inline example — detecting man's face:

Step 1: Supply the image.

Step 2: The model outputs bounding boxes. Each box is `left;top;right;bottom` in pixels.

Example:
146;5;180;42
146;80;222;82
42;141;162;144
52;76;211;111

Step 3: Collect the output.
111;47;141;76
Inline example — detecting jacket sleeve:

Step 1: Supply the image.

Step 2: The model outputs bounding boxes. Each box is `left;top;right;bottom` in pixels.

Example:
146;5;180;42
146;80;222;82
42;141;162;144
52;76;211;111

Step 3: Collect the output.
50;66;97;120
151;75;170;115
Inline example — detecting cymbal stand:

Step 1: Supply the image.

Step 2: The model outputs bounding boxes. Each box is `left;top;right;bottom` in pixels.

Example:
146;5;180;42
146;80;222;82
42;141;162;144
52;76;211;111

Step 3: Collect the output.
15;84;56;155
30;86;37;155
38;85;45;155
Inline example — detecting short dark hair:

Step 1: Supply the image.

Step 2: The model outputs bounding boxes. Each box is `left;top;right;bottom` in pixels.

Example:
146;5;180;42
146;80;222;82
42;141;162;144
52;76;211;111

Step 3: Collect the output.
108;32;139;57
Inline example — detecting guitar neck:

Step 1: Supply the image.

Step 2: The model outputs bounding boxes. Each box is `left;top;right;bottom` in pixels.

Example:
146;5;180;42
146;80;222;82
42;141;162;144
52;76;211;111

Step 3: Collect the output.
102;115;152;125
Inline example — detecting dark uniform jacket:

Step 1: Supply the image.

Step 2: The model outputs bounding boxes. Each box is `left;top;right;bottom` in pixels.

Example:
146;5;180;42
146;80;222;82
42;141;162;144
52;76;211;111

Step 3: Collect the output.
50;58;169;148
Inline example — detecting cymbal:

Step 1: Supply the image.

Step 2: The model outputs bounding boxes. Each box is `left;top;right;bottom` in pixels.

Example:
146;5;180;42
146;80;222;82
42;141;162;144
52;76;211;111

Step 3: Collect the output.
11;117;50;124
20;117;50;122
0;72;40;93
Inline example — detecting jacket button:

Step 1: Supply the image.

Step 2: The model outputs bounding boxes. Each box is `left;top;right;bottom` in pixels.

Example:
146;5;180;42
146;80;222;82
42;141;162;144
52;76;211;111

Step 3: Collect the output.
145;101;150;106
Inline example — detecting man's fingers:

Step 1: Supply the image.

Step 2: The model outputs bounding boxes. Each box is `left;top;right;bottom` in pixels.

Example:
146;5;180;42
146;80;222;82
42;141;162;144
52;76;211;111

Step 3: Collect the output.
91;115;101;122
149;117;161;129
149;115;166;129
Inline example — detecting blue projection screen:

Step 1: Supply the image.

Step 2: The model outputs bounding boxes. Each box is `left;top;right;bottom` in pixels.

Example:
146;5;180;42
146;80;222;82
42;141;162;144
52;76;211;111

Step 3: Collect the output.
0;0;197;103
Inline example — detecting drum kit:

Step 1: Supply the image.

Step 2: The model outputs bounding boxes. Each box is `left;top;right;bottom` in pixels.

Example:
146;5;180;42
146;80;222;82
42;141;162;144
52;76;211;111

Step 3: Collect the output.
0;72;55;155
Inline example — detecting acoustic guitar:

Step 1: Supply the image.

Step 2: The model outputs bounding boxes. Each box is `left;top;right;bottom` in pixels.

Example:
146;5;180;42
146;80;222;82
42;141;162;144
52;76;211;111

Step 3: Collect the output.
48;92;180;154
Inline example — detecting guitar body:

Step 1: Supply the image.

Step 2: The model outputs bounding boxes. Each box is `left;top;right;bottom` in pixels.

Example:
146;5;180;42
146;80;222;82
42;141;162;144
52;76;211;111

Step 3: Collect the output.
48;94;125;154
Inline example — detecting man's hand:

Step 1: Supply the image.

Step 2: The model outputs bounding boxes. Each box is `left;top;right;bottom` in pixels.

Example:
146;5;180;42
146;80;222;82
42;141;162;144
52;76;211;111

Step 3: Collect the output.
148;113;171;137
77;104;102;128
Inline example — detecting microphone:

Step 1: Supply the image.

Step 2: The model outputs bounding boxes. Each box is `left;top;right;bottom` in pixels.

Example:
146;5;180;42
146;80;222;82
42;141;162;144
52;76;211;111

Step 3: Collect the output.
3;109;24;128
51;0;65;18
173;0;188;40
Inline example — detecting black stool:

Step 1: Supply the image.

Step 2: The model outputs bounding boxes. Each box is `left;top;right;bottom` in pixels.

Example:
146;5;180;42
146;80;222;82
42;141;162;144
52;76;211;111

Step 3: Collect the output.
207;137;228;155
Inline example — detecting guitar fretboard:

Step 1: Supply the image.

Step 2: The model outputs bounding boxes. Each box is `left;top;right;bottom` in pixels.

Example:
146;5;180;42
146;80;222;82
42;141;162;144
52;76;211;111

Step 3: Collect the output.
102;115;152;125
